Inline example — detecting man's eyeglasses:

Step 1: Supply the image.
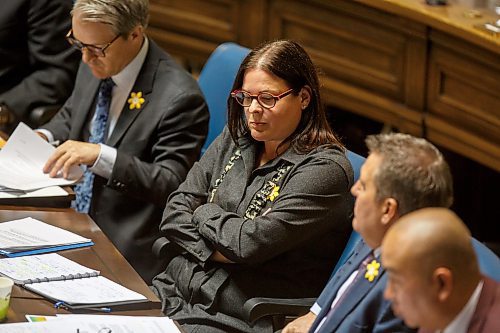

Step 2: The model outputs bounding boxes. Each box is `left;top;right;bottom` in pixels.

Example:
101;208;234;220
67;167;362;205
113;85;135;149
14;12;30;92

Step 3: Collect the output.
66;29;120;57
231;88;294;109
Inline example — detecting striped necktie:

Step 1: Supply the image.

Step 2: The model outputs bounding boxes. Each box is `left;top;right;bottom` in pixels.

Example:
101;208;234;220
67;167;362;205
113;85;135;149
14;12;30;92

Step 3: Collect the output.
73;78;114;213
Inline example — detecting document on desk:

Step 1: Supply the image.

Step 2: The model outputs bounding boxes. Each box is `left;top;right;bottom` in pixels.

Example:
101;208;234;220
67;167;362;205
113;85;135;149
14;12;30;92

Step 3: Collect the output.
27;275;149;309
0;253;99;285
0;217;93;257
0;316;181;333
0;253;149;310
0;122;83;191
0;185;68;199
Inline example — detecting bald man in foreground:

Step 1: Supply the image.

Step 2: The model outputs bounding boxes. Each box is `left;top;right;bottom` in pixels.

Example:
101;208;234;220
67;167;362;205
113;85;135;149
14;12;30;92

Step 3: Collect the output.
382;208;500;333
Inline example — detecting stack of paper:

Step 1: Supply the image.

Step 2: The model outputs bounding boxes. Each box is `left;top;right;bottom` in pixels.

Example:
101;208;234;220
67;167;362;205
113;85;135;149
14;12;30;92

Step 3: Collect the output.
0;186;69;200
0;217;93;257
0;122;82;192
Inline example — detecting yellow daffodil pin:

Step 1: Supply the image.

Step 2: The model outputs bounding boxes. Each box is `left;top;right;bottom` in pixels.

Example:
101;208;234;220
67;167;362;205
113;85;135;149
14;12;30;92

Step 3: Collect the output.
268;185;280;202
128;91;145;110
364;259;381;282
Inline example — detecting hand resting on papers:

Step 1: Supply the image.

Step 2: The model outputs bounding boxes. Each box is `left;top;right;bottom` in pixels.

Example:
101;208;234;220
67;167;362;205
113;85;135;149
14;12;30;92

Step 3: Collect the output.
43;140;101;179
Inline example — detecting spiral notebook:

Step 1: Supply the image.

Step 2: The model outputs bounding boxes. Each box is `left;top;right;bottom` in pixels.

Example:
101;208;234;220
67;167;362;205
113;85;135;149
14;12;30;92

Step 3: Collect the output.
0;253;148;309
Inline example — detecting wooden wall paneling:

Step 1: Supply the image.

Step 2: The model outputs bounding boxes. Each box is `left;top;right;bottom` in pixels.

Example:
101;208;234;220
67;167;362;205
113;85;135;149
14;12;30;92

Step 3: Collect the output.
267;0;425;133
321;78;423;136
268;0;407;99
148;0;242;70
427;31;500;171
144;0;499;170
236;0;267;48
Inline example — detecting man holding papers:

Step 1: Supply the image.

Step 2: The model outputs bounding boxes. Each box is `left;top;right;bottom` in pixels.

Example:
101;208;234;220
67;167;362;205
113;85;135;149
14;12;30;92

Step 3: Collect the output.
37;0;209;283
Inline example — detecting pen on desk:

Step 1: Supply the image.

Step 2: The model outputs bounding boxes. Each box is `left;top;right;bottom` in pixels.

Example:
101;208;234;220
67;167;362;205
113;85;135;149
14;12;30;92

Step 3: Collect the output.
54;301;67;309
85;306;112;313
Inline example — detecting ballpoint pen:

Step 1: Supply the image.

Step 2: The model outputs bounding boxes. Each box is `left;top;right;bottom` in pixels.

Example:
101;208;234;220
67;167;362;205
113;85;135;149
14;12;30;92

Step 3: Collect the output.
85;307;112;313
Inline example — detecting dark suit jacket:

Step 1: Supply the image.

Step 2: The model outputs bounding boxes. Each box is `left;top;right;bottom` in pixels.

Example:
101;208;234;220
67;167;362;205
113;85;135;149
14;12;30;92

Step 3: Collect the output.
418;277;500;333
0;0;79;126
42;39;209;283
311;240;415;333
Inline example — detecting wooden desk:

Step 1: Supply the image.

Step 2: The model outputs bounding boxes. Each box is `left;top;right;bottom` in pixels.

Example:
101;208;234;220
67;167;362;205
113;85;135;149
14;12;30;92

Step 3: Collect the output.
0;209;163;323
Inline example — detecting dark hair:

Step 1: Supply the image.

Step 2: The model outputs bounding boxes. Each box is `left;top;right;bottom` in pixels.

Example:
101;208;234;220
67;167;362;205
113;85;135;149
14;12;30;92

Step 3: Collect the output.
366;133;454;216
227;40;342;153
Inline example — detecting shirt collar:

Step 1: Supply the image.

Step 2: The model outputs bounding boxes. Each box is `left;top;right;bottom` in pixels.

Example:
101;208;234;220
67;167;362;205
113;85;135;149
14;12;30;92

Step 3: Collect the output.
442;280;484;333
111;37;149;88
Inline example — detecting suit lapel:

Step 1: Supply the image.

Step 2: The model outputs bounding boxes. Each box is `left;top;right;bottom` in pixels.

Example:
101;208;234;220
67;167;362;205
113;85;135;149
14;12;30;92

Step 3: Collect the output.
73;72;100;138
106;43;156;147
320;245;384;332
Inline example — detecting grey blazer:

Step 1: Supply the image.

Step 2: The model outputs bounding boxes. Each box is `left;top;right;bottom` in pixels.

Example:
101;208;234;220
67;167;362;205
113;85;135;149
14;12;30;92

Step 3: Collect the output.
153;128;354;333
42;40;209;283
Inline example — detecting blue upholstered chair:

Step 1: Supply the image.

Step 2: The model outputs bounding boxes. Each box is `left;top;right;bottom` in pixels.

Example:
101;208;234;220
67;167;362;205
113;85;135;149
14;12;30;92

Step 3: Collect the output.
472;238;500;282
330;151;365;276
197;42;250;154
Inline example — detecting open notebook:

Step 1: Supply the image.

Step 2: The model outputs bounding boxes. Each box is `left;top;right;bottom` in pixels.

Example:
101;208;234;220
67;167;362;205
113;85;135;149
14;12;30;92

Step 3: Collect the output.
0;253;148;309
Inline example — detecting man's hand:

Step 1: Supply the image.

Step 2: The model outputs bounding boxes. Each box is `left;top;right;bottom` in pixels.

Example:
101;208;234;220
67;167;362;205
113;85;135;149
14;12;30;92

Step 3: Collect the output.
43;140;100;178
282;311;317;333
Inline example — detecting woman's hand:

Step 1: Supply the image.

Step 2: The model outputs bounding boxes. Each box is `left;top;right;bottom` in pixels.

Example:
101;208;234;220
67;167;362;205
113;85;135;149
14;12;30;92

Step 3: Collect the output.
210;250;234;263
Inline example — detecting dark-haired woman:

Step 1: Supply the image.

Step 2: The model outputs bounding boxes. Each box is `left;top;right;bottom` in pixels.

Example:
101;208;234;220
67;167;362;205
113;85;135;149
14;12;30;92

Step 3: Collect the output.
152;40;354;333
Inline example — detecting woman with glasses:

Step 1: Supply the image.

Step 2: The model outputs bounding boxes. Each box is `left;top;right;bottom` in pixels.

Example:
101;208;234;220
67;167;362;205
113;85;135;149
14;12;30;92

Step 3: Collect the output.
153;40;354;333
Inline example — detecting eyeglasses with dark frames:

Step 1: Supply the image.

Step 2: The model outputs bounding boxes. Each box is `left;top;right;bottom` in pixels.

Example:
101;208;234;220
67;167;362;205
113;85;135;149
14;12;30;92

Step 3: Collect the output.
66;29;120;57
231;88;294;109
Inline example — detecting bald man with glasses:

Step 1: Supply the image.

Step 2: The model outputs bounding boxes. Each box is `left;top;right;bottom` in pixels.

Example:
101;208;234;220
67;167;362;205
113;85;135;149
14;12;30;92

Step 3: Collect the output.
38;0;209;284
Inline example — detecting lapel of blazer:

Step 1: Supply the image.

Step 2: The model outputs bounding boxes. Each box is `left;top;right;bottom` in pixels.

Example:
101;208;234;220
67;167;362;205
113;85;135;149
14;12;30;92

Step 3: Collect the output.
73;69;100;138
467;276;497;333
106;41;157;147
320;244;385;332
312;242;370;332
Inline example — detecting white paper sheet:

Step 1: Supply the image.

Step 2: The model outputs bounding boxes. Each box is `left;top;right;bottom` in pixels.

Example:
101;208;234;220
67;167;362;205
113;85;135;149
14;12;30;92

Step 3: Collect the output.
28;276;147;306
0;253;99;284
0;122;83;191
0;186;68;199
0;217;91;252
0;316;181;333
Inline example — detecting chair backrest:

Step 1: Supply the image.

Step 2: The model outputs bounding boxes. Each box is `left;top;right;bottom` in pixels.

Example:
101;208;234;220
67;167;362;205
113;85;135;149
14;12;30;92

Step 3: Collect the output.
198;42;250;154
330;150;365;276
472;238;500;282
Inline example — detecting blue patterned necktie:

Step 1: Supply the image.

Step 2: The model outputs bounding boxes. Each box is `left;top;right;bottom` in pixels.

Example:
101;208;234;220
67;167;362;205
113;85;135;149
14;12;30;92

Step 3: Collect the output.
73;78;114;213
